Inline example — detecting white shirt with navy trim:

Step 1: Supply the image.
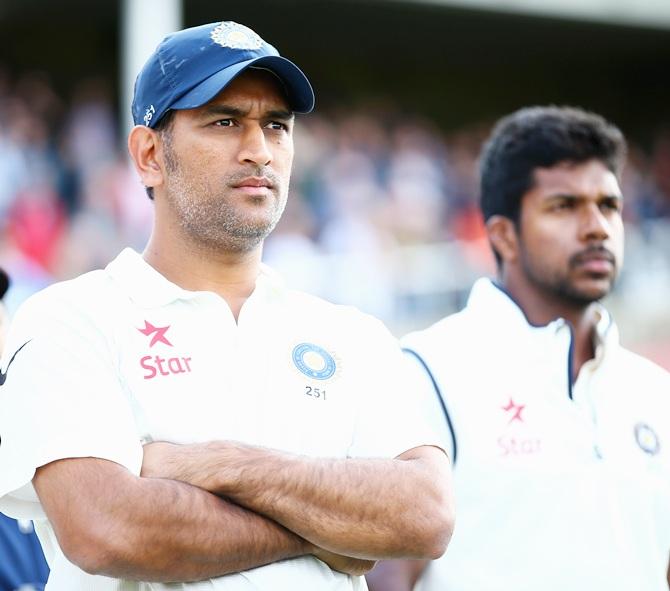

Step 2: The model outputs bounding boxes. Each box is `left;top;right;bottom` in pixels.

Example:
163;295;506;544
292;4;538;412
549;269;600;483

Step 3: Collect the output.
403;277;670;591
0;248;435;591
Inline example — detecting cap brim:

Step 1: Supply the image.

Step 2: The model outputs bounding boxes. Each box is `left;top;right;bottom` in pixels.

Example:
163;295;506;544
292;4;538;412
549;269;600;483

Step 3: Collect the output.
170;55;314;114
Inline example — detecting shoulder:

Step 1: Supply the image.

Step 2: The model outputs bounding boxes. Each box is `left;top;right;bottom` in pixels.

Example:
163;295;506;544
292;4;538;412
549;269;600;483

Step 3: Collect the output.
5;269;123;357
402;306;477;355
282;288;394;340
12;270;115;326
610;345;670;386
597;341;670;420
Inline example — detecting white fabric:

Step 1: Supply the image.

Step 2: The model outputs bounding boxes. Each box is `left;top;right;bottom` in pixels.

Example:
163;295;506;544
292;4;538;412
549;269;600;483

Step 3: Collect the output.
403;277;670;591
0;248;434;591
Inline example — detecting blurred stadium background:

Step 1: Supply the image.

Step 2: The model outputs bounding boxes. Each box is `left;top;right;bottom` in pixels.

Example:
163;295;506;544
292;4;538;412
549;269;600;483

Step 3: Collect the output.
0;0;668;368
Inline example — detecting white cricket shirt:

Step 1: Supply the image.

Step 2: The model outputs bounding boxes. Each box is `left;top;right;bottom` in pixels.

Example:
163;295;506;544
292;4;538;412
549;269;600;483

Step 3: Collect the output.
0;248;434;591
403;278;670;591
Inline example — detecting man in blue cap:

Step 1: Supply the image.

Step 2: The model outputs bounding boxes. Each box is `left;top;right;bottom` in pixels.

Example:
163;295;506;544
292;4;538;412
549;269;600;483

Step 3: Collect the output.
0;21;453;590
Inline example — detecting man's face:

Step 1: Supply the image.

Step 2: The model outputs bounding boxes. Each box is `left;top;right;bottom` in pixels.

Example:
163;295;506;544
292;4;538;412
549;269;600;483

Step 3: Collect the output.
158;69;295;253
516;159;624;306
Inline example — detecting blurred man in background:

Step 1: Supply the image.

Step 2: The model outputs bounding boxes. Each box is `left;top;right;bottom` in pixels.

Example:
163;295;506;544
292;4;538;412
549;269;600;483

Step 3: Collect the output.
0;267;49;591
367;106;670;591
0;21;453;590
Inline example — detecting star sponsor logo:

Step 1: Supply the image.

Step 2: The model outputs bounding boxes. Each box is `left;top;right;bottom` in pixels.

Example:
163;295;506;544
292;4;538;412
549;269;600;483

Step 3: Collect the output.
497;396;541;457
138;320;173;348
140;354;192;380
501;397;525;424
137;320;192;380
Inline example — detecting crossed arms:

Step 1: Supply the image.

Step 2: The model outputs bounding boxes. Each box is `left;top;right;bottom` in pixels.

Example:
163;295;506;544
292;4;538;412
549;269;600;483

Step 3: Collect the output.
33;441;454;582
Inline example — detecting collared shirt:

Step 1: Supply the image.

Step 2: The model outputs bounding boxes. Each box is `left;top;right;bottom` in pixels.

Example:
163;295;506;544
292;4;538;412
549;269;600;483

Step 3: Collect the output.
403;278;670;591
0;248;433;591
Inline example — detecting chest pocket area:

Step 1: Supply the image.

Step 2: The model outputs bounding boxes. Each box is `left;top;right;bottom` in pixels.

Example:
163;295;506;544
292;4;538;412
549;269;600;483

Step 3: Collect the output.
256;349;355;457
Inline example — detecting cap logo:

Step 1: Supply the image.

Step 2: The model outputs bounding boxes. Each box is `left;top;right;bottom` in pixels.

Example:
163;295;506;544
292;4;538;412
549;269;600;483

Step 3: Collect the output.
211;22;263;50
143;105;156;126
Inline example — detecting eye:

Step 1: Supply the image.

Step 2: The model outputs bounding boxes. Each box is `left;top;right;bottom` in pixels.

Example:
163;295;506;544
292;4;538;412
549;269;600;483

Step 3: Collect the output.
551;199;575;211
212;119;235;127
266;121;289;131
600;198;622;212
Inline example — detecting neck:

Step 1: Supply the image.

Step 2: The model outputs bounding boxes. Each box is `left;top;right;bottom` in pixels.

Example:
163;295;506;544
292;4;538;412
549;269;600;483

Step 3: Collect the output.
143;231;263;321
500;274;600;381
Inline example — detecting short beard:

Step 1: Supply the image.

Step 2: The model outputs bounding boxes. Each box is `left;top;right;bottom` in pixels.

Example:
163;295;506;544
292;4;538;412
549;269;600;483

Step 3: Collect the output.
519;246;616;308
161;135;287;254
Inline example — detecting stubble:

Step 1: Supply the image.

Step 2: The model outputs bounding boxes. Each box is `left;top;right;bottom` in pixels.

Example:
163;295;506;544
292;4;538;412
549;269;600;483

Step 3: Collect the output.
161;134;288;254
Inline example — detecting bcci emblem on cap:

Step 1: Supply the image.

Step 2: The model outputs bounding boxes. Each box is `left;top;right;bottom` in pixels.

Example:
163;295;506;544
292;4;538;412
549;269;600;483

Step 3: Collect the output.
292;343;337;380
210;22;263;50
131;20;314;131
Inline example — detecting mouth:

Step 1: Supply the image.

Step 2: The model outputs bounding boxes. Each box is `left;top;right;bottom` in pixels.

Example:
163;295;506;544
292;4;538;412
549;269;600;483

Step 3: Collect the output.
232;177;275;190
571;248;616;275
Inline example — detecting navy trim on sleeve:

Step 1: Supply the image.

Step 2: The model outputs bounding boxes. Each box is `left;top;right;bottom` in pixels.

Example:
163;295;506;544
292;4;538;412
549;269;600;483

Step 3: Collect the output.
567;325;575;400
402;347;458;465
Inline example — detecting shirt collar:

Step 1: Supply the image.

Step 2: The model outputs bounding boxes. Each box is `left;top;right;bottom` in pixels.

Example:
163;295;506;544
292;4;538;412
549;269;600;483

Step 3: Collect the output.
466;278;565;334
591;306;619;365
467;277;618;347
106;248;285;308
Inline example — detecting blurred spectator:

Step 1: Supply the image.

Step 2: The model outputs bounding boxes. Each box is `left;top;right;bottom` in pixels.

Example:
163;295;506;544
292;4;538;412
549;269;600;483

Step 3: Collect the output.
0;64;667;354
7;179;65;272
0;267;50;590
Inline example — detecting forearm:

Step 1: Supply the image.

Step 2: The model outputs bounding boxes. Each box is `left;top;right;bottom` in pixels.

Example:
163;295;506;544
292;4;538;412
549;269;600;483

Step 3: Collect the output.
148;442;454;560
34;458;308;581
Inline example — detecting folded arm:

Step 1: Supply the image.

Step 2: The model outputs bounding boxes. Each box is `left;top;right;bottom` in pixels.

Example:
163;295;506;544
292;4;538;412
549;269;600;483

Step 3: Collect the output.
142;441;455;561
33;457;311;581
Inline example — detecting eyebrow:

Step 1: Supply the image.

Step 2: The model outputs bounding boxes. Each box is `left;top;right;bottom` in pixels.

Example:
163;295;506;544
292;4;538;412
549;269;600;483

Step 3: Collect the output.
199;104;294;121
547;193;623;202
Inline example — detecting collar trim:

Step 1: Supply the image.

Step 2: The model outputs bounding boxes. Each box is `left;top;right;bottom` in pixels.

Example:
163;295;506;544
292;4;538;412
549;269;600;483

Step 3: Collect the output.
105;248;283;308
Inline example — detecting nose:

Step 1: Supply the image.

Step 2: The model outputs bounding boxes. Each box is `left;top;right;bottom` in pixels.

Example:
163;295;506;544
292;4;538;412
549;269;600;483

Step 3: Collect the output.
237;125;272;167
580;202;610;242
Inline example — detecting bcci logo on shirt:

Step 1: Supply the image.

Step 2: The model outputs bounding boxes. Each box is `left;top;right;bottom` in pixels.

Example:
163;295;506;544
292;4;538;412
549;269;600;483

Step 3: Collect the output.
292;343;338;380
634;422;660;456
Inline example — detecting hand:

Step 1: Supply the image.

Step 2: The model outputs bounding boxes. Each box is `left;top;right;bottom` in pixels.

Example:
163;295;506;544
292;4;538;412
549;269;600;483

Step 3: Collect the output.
141;441;237;491
312;546;377;576
141;441;186;480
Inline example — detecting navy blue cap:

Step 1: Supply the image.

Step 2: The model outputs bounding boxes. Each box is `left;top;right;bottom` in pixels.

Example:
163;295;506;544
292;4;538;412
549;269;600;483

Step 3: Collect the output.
132;21;315;128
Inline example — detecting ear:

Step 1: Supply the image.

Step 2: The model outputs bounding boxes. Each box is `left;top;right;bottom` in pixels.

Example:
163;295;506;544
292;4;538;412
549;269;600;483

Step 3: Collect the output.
127;125;165;194
486;215;519;265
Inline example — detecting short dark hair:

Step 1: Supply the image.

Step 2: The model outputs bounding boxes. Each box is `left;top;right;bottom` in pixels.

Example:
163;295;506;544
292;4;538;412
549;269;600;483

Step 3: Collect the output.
479;106;627;225
145;110;176;200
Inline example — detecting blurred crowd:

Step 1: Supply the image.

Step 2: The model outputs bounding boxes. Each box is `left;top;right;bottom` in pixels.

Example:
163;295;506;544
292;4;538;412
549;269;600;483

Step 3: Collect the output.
1;68;670;323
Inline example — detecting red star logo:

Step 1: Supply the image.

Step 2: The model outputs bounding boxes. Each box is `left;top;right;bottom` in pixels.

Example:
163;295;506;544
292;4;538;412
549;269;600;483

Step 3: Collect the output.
501;397;525;424
138;320;173;348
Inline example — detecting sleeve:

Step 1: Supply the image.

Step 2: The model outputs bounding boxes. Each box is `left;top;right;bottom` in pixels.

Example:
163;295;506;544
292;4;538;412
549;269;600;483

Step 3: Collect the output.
0;290;143;519
347;317;447;460
401;348;455;460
